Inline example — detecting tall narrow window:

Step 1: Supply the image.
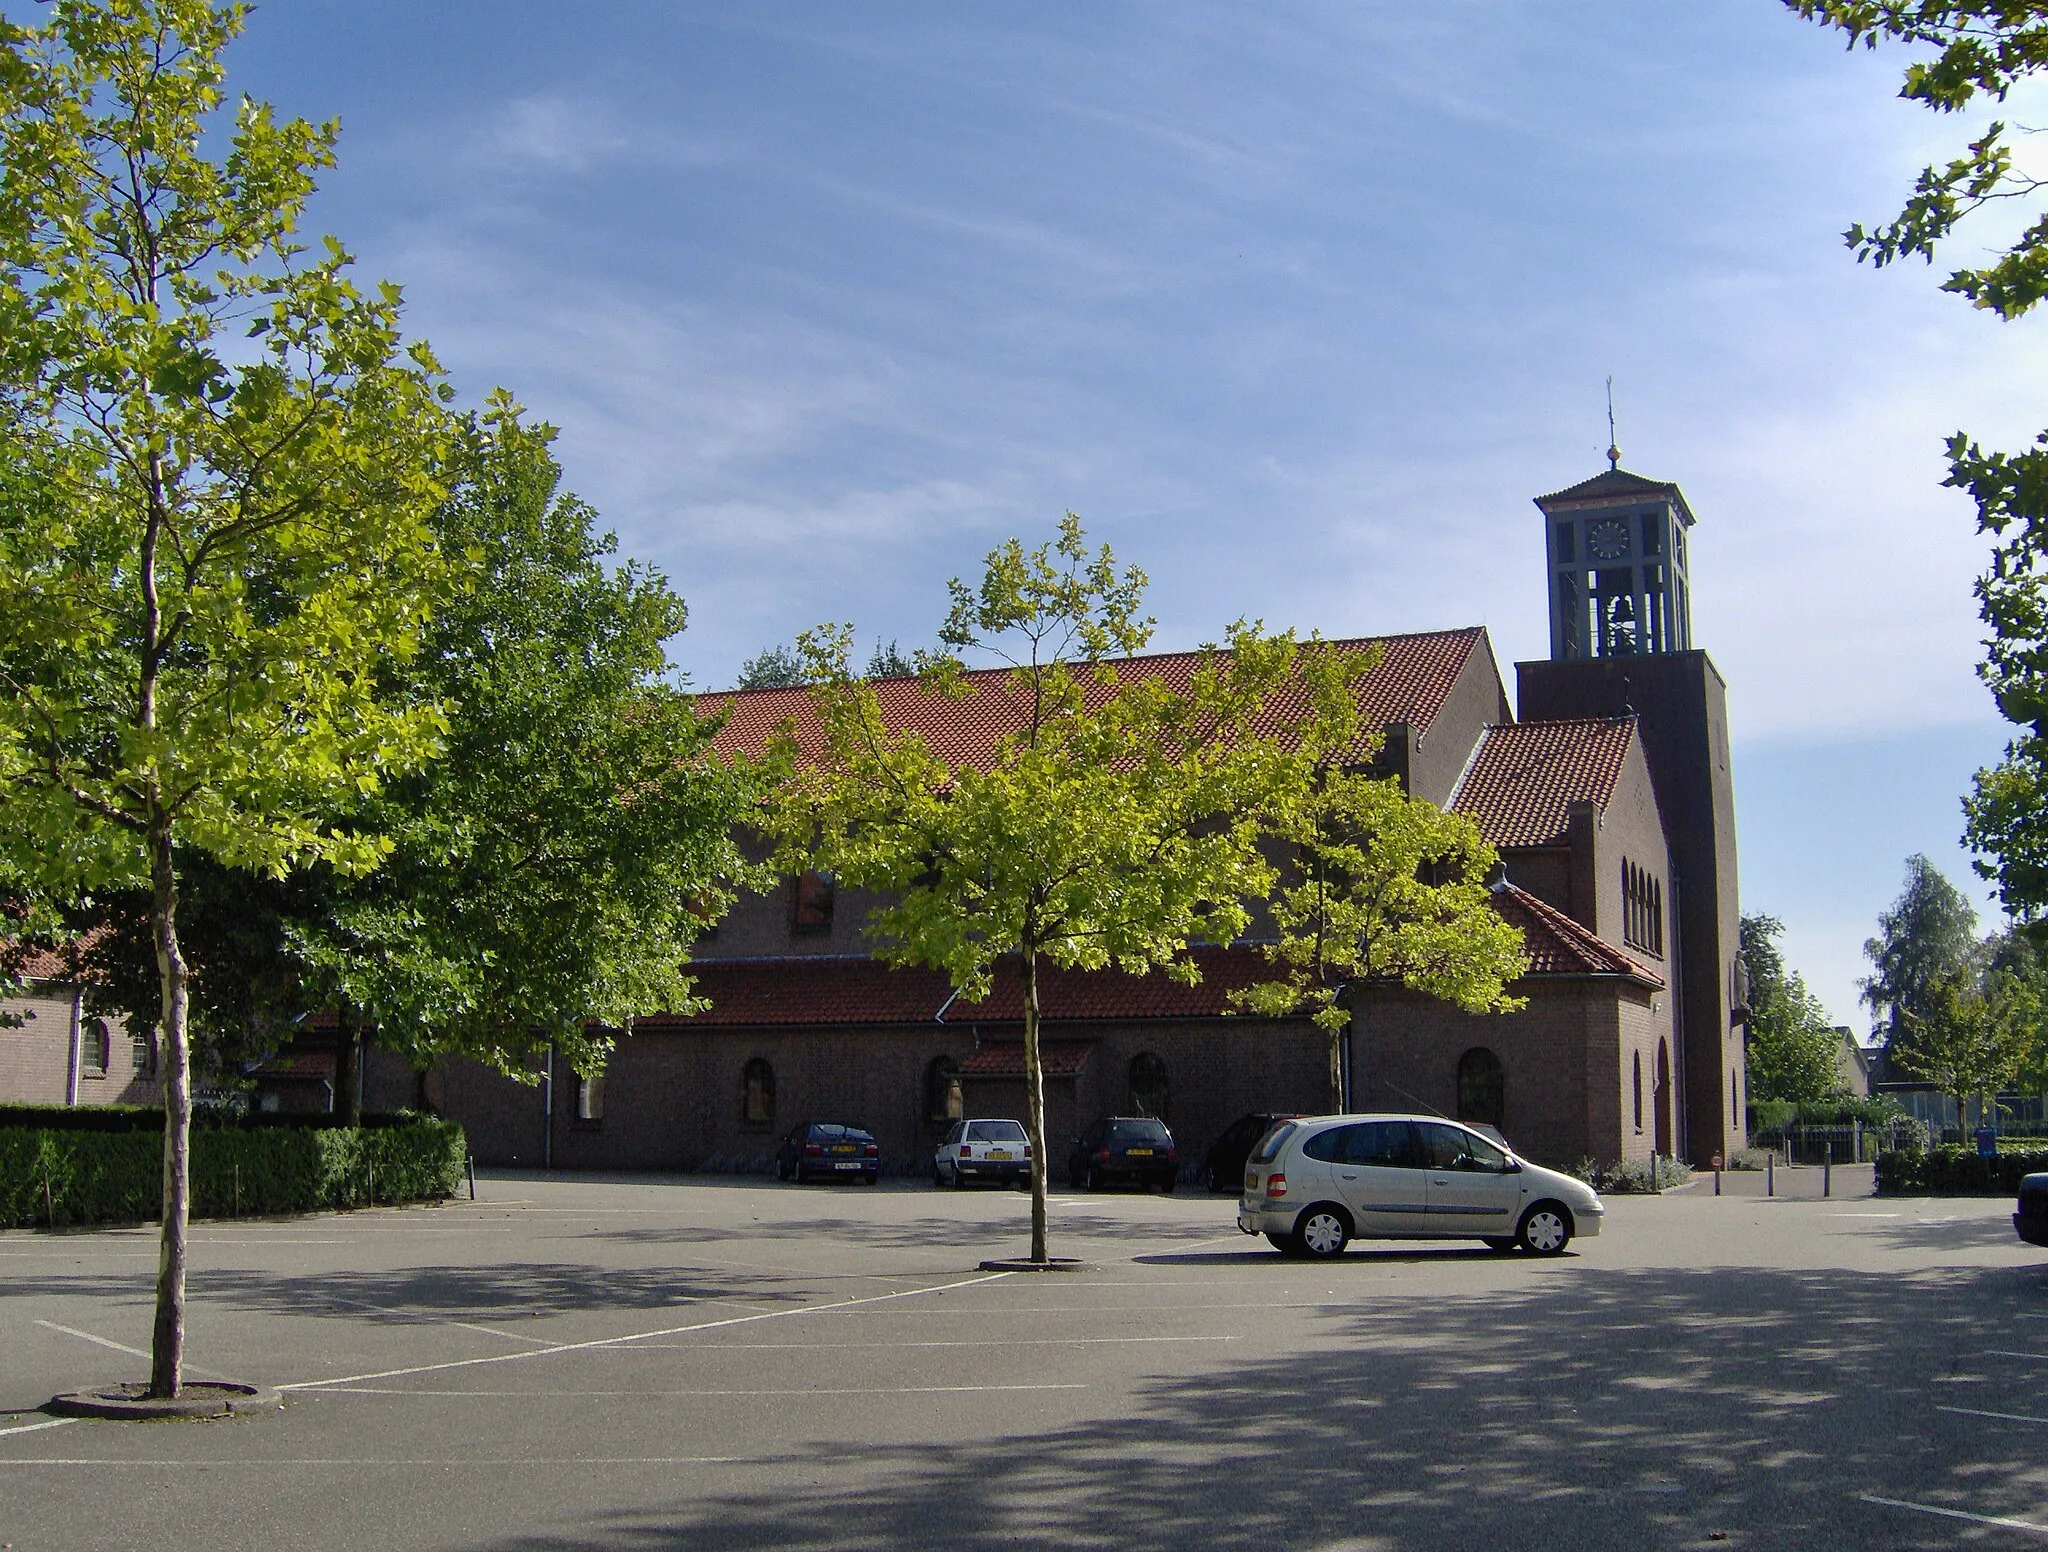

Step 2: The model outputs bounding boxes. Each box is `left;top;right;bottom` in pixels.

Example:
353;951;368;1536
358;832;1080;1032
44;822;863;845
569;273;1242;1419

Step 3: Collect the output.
82;1018;110;1077
792;871;835;935
1632;1051;1644;1135
925;1056;962;1124
1622;861;1663;956
1128;1052;1169;1119
1456;1047;1505;1129
575;1074;604;1123
742;1058;775;1126
131;1030;156;1076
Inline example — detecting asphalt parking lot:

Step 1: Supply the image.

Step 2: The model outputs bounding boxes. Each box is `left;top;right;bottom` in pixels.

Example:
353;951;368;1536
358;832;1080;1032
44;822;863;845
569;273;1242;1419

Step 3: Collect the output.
1;1171;2043;1551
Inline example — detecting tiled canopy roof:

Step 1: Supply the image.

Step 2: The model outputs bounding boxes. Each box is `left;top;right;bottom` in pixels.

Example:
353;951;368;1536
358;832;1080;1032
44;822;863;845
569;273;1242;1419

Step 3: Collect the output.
1449;718;1636;849
702;628;1490;770
959;1041;1094;1079
1492;883;1663;987
1535;467;1695;525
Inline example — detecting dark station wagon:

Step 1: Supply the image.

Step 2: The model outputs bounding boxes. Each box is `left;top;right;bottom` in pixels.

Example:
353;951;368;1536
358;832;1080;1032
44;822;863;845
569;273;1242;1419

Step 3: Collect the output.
1068;1116;1178;1192
777;1121;880;1185
2017;1172;2048;1247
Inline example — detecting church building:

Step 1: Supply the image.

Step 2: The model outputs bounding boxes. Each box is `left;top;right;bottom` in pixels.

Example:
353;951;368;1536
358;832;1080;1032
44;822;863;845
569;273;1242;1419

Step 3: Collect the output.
416;462;1748;1176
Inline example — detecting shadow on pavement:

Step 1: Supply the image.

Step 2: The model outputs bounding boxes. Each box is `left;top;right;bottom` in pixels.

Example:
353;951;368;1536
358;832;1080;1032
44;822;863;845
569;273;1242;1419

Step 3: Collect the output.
475;1260;2048;1552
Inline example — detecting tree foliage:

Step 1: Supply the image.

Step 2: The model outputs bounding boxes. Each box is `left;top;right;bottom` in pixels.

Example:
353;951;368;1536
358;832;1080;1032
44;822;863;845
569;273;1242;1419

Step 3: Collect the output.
767;516;1361;1263
1785;3;2048;919
1862;854;1981;1046
736;644;805;689
0;0;455;1396
58;404;762;1102
1893;963;2037;1120
1231;774;1526;1110
1740;914;1848;1102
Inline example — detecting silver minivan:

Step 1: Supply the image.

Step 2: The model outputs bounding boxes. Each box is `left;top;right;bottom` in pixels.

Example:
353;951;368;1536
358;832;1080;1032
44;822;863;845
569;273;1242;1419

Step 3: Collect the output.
1236;1114;1603;1257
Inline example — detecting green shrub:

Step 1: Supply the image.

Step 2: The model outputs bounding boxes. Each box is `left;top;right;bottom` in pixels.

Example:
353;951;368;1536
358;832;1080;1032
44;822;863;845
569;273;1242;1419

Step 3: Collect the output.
1570;1155;1692;1193
0;1116;465;1228
1875;1144;2048;1196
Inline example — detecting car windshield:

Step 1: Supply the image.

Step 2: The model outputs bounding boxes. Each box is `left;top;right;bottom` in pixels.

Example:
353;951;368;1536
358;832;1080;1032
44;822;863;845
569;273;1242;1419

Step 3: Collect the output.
809;1124;870;1141
1249;1121;1296;1164
1107;1120;1170;1145
966;1120;1027;1143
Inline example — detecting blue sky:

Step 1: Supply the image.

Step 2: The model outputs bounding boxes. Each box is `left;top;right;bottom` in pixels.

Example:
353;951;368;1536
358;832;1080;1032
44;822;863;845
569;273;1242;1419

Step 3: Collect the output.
172;2;2047;1025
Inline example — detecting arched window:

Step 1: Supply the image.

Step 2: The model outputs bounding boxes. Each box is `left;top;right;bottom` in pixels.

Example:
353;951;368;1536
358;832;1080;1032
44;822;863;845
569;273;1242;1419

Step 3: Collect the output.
1632;1050;1644;1135
1456;1047;1504;1129
925;1056;962;1125
1128;1052;1169;1119
741;1058;775;1126
1653;1039;1673;1156
82;1018;110;1078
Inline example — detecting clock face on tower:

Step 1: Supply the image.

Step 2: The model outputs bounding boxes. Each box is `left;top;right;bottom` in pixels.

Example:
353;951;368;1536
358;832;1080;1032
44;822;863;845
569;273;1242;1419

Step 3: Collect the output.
1587;518;1630;561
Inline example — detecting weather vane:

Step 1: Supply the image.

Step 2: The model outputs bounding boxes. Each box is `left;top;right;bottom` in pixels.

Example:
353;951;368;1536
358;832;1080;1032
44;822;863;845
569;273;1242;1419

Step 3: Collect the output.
1606;376;1621;470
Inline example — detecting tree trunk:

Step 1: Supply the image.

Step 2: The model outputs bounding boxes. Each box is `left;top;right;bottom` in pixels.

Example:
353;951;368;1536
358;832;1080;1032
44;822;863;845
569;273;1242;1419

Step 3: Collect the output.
1022;949;1049;1264
147;824;190;1399
334;1004;361;1126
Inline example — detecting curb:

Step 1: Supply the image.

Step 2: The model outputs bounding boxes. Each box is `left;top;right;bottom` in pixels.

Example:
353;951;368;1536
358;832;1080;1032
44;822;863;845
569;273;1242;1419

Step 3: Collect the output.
47;1381;282;1421
978;1257;1089;1272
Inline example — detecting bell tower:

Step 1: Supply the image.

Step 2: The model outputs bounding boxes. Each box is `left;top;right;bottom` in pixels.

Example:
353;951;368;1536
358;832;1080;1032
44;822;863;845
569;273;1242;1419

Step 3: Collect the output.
1518;456;1744;1172
1537;462;1694;662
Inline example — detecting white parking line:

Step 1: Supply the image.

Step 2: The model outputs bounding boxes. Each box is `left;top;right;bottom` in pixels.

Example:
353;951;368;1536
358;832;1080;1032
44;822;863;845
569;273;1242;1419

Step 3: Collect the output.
0;1455;760;1468
1861;1494;2048;1535
0;1419;76;1440
306;1383;1089;1397
629;1336;1239;1350
1983;1350;2048;1362
278;1271;1014;1393
1939;1404;2048;1425
32;1320;235;1382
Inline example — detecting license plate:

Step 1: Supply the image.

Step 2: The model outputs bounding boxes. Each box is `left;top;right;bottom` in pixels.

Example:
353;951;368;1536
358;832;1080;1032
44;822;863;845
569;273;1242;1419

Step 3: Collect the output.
987;1150;1012;1160
1127;1148;1153;1156
833;1161;861;1171
832;1145;855;1154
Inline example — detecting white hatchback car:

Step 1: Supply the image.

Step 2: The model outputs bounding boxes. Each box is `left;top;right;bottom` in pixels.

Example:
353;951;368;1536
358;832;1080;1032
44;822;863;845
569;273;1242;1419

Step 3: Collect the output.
1236;1114;1603;1257
933;1118;1032;1187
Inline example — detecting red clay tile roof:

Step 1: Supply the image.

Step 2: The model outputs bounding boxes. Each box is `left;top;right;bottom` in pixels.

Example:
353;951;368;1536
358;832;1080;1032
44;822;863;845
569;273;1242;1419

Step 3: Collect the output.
1449;718;1636;848
959;1041;1094;1079
643;946;1285;1028
1492;883;1663;987
702;628;1490;770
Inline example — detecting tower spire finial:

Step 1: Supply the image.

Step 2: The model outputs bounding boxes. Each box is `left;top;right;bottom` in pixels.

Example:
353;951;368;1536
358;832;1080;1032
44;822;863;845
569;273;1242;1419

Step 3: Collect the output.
1605;376;1621;470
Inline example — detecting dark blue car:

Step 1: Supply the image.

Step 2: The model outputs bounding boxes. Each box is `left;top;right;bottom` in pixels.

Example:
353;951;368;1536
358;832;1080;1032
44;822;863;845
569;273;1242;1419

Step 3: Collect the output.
777;1121;880;1185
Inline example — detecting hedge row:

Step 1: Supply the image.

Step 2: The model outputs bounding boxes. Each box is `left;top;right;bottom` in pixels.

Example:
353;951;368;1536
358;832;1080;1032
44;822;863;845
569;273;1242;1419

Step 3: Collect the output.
0;1117;466;1228
1875;1145;2048;1197
0;1104;424;1133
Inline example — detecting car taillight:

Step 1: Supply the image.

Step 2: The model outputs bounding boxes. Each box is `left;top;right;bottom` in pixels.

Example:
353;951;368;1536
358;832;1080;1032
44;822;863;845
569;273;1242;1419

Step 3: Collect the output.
1265;1173;1288;1198
1097;1147;1112;1162
803;1144;822;1157
1023;1145;1032;1158
1167;1148;1177;1163
863;1143;878;1157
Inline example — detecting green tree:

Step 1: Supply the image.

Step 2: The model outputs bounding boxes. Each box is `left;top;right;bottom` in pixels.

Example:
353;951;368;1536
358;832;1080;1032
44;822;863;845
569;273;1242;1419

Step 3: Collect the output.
1784;4;2048;919
56;404;762;1117
865;639;919;680
0;1;454;1397
1740;914;1848;1102
767;516;1359;1264
1893;964;2036;1126
1231;772;1527;1110
736;643;805;689
1862;855;1981;1048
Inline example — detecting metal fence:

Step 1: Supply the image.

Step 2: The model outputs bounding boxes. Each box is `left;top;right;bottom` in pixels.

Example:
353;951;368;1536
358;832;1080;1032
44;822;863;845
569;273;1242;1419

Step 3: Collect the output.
1749;1121;1923;1165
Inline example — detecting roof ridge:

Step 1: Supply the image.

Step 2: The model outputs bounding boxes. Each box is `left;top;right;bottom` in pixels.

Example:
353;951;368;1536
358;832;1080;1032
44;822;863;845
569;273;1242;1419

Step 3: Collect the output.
705;626;1488;701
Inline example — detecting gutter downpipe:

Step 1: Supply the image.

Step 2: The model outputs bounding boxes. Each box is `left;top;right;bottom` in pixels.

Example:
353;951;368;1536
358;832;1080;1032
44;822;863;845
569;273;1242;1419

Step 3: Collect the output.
542;1043;554;1171
65;985;84;1107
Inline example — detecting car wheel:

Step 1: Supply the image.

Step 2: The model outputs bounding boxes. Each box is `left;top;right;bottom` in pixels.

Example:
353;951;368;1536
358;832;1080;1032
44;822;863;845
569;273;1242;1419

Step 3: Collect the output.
790;1164;804;1186
950;1162;965;1189
1158;1175;1175;1194
1292;1204;1351;1259
1516;1202;1572;1256
1265;1231;1292;1254
1482;1236;1518;1254
1085;1166;1102;1192
932;1163;946;1188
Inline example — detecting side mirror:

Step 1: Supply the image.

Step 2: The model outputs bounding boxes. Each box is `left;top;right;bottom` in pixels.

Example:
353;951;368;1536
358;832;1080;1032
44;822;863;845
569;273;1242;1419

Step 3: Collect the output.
1505;1160;1522;1174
